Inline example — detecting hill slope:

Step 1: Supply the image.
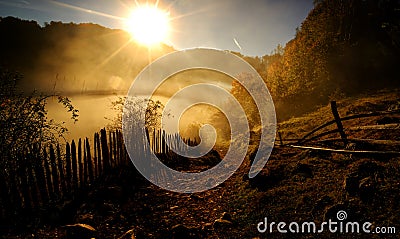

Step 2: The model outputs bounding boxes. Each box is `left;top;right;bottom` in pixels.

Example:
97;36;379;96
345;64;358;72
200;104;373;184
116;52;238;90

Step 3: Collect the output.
0;17;174;93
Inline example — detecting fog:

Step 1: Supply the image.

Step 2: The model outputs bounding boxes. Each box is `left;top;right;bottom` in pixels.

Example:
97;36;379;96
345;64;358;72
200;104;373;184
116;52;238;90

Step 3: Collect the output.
46;68;234;142
1;20;236;142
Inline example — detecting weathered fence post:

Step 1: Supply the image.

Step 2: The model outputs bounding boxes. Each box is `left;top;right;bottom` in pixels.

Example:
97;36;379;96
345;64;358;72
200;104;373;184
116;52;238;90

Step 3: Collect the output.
93;133;98;178
32;147;49;205
26;156;39;208
78;139;84;188
49;145;60;196
101;129;110;174
95;132;102;176
330;101;348;147
108;131;113;168
83;140;88;188
278;131;283;145
43;148;54;200
65;142;72;194
71;140;78;192
86;138;94;184
56;145;66;196
17;153;31;209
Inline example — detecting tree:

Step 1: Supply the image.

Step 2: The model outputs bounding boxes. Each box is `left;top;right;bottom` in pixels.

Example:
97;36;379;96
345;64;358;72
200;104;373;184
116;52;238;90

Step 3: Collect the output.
107;96;165;131
0;68;78;210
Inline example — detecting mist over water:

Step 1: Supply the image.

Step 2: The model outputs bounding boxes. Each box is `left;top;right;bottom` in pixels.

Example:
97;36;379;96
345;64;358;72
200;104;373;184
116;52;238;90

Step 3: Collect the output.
47;93;122;141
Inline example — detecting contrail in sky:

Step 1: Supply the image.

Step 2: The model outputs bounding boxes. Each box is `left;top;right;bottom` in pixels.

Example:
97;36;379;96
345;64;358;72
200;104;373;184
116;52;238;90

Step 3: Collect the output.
233;38;242;51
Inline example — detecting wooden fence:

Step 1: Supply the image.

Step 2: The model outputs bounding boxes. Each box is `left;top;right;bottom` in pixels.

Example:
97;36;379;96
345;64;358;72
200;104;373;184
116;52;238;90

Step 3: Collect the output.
277;101;400;155
0;128;196;218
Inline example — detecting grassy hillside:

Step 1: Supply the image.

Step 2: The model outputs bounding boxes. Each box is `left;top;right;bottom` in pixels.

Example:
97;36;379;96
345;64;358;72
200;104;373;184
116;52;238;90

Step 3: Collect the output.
5;90;399;239
0;17;174;93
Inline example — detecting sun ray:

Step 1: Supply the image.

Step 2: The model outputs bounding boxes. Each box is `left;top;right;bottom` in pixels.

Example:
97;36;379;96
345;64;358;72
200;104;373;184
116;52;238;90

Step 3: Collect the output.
48;0;125;21
40;0;216;76
124;3;171;46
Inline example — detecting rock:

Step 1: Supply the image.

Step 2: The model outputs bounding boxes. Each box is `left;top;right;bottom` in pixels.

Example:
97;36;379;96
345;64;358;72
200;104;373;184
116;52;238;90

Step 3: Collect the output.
221;212;232;221
294;163;313;178
97;202;115;216
118;229;136;239
344;172;360;196
312;196;333;216
202;222;214;232
357;160;384;178
213;218;233;229
249;169;281;191
170;224;197;239
75;213;94;224
359;177;376;202
64;223;97;239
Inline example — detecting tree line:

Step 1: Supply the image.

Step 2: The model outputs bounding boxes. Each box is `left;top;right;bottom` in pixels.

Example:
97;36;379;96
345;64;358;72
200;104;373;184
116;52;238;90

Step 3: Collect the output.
233;0;400;120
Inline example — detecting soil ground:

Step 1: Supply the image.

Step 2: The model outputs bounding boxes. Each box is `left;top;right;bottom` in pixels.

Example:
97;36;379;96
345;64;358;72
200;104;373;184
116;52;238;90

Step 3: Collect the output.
3;90;400;239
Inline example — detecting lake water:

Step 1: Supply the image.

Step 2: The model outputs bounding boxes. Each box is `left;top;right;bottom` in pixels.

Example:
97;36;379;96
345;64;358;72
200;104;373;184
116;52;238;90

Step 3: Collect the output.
47;94;122;142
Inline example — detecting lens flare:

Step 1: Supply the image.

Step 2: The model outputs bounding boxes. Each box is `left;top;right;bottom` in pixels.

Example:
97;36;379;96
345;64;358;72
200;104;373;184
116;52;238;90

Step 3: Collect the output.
125;4;170;46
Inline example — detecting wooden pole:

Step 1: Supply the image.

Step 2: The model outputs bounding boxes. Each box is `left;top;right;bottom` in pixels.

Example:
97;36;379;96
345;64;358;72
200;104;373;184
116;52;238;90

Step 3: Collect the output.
101;129;110;174
96;132;102;176
65;142;72;194
86;138;94;184
330;101;348;147
71;140;78;192
33;148;49;205
49;145;60;196
43;148;53;199
78;139;83;188
56;145;66;196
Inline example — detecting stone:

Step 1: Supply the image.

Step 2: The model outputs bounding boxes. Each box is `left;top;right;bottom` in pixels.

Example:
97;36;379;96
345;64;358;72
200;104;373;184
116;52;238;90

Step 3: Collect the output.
359;177;376;202
64;223;97;239
357;160;383;179
294;163;313;178
75;213;94;224
221;212;232;221
344;172;359;196
202;222;214;232
312;195;333;216
118;229;136;239
97;202;115;216
213;218;233;229
170;224;196;239
248;169;281;191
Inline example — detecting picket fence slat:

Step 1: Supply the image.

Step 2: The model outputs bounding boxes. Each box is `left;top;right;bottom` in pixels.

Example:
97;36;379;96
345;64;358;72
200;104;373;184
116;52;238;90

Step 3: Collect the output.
1;128;194;218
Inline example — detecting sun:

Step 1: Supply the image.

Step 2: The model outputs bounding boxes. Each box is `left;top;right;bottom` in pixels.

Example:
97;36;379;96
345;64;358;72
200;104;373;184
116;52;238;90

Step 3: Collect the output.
125;4;170;46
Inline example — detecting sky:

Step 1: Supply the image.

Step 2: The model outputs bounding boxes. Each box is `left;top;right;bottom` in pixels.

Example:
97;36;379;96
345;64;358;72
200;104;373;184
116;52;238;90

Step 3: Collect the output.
0;0;314;56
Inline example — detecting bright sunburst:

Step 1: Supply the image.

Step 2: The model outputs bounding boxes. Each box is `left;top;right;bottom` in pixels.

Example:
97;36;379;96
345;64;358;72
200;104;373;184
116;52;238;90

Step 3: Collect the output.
125;4;170;46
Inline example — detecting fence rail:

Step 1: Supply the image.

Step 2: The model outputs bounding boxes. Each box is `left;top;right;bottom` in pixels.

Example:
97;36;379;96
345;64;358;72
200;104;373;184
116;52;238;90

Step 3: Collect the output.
277;101;400;155
0;128;194;218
